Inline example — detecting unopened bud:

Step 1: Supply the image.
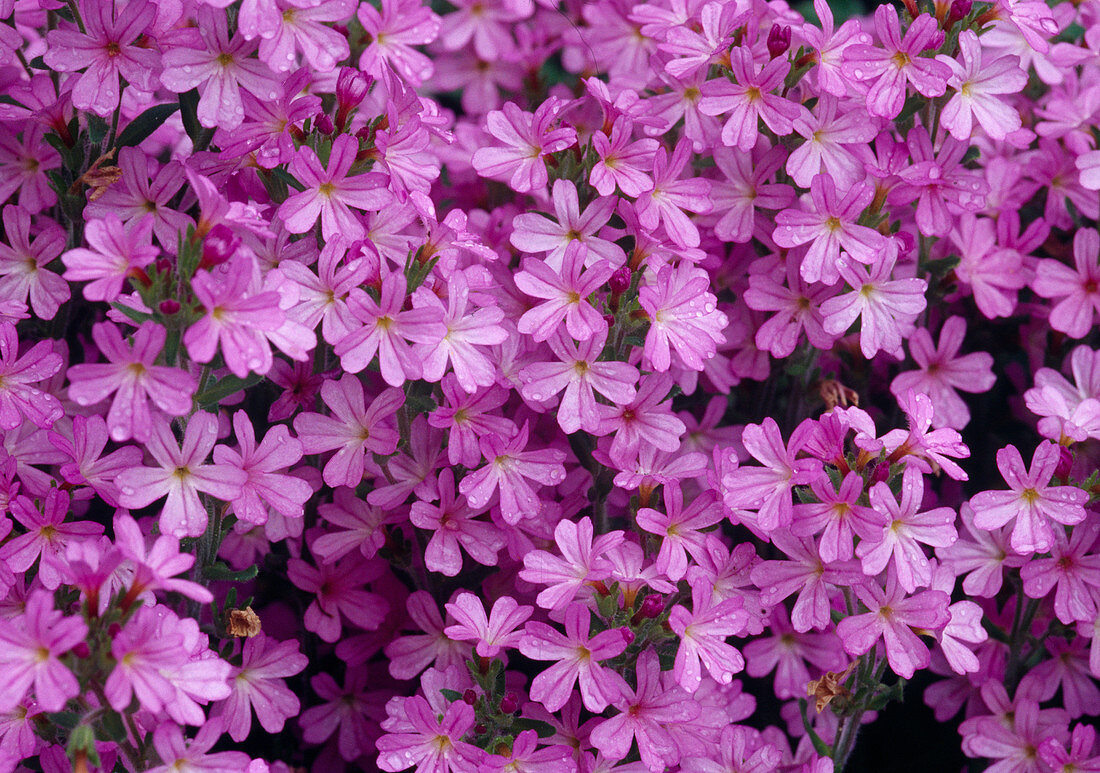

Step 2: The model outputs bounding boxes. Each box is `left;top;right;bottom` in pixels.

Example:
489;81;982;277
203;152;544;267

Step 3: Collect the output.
638;594;664;619
767;24;792;59
499;693;519;714
155;257;172;274
336;68;372;111
947;0;973;23
620;627;636;646
894;230;916;258
159;299;181;315
72;641;91;658
870;462;890;485
463;689;478;705
200;223;239;269
609;266;632;295
315;113;335;135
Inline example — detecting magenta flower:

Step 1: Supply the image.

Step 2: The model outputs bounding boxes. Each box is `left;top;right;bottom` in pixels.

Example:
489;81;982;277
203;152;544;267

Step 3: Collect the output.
510;180;625;270
287;556;390;642
890;316;996;430
443;592;533;658
856;466;958;593
147;720;251;773
971;441;1089;555
212;411;312;526
1021;519;1100;625
669;578;749;692
633;138;713;249
160;6;279;130
410;468;503;576
836;577;951;679
698;47;802;151
589;648;700;771
458;422;567;525
519;603;631;712
358;0;441;85
376;696;484;773
83;148;192;250
844;7;951;119
113;512;213;605
257;0;354;73
516;241;615;343
0;489;103;591
61;213;158;304
639;263;728;372
279;135;393;241
637;486;724;582
786;95;879;189
709;144;794;243
590;119;658;197
1033;227;1100;339
520;329;638;435
519;517;623;612
791;470;882;564
293;375;403;488
0;321;63;431
0;126;60;215
473;99;577;193
116;413;248;538
881;391;971;481
937;502;1025;599
0;591;87;713
67;321;196;443
384;592;470;680
428;378;515;468
938;30;1027;140
214;634;308;742
0;205;68;320
773;175;886;285
406;272;508;392
42;0;159;116
300;668;381;762
51;414;143;508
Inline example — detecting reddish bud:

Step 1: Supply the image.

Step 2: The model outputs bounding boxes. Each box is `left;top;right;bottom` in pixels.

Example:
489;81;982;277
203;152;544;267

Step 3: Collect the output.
767;24;792;59
315;113;335;135
638;594;665;619
155;257;172;274
1055;445;1074;479
947;0;972;23
619;627;636;646
500;693;519;714
200;223;239;269
336;68;372;111
609;266;632;295
72;642;91;658
463;689;478;705
159;299;181;315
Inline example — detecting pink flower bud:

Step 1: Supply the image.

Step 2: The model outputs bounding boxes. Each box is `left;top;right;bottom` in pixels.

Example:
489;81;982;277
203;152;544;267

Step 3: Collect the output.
767;24;791;59
72;642;90;658
336;68;372;111
1055;445;1073;479
609;266;632;295
619;627;636;646
159;299;181;315
947;0;972;23
200;223;239;269
638;594;664;619
315;114;335;135
499;693;519;714
463;689;478;705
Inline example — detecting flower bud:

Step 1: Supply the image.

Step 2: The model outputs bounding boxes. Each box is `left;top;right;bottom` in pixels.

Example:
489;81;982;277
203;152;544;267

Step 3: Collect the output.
315;113;335;135
336;68;372;111
463;689;478;705
200;223;240;269
947;0;973;23
155;257;172;274
108;622;121;638
609;266;632;295
1055;445;1074;479
894;230;916;258
767;24;792;59
72;641;91;658
870;462;890;485
159;299;181;315
500;693;519;714
637;594;664;619
619;627;636;646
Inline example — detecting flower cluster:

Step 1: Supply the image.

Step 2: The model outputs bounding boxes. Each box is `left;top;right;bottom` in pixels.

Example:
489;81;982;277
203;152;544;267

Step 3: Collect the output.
1;0;1099;771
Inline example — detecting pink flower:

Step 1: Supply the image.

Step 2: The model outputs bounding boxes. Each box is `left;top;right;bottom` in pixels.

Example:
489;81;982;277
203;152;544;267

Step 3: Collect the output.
970;441;1089;555
257;0;354;73
708;143;794;243
293;375;403;488
146;720;251;773
856;466;958;592
669;578;749;692
791;470;882;564
786;95;879;189
937;502;1025;598
213;411;312;525
1020;519;1100;624
0;205;68;320
279;135;393;241
773;174;886;285
61;213;158;304
0;321;63;430
590;119;658;197
481;730;575;773
214;634;308;742
116;413;248;538
836;576;950;679
67;321;196;443
0;591;87;713
428;378;515;468
1033;227;1100;339
821;244;927;360
519;516;623;611
410;468;503;576
516;241;615;343
0;489;102;591
300;669;381;762
287;556;390;642
589;648;700;771
0;126;60;214
633;138;713;249
890;316;996;430
938;30;1027;140
358;0;441;85
113;512;213;605
698;47;802;151
639;263;728;373
510;179;625;270
160;6;279;130
458;421;567;525
519;603;631;712
376;695;484;772
443;592;532;658
384;592;470;680
520;329;638;435
472;100;577;193
42;0;159;116
882;390;971;480
637;486;724;582
844;7;951;119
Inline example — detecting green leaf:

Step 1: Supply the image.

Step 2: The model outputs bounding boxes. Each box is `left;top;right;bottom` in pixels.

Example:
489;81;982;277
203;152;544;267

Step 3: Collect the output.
201;562;259;582
272;166;305;192
109;302;154;326
87;114;109;145
439;689;464;703
115;103;180;149
195;373;264;409
67;725;102;768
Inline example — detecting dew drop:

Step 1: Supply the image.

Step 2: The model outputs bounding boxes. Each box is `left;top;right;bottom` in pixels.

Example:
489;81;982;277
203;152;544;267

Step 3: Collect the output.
182;65;192;74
